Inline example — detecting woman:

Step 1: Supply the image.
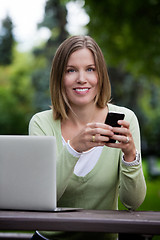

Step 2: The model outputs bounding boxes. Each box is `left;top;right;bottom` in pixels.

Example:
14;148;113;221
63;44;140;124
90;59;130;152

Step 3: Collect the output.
29;35;146;240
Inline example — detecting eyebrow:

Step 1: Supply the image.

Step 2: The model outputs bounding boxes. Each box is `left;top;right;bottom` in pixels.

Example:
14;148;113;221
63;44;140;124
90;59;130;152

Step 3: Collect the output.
87;64;96;67
66;64;96;68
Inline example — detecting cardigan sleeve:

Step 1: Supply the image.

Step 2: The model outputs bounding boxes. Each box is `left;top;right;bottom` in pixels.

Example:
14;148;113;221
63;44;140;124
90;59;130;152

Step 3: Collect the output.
29;111;79;200
119;111;146;210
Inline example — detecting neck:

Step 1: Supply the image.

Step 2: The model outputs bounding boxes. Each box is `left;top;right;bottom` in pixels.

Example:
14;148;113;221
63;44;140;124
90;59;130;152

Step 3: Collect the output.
67;103;107;126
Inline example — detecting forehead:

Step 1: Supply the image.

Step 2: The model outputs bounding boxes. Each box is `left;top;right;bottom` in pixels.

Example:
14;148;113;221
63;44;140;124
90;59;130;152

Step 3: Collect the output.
67;48;95;65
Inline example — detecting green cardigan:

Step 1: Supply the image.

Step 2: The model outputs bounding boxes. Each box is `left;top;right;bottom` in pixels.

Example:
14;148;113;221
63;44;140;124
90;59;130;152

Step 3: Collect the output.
29;104;146;240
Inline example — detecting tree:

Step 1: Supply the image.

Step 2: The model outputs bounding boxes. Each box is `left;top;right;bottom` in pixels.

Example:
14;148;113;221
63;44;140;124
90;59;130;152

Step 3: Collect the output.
84;0;160;78
0;15;14;65
31;0;68;111
82;0;160;156
0;50;35;135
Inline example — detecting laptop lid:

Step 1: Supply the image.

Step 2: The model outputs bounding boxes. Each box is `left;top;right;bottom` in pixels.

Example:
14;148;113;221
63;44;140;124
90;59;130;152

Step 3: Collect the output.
0;135;56;211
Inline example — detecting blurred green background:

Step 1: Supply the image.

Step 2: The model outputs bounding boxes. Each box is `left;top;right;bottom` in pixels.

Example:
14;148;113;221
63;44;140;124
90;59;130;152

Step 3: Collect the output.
0;0;160;238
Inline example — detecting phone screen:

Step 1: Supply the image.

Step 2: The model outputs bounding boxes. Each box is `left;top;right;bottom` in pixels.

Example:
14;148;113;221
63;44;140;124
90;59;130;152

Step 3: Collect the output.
104;112;125;143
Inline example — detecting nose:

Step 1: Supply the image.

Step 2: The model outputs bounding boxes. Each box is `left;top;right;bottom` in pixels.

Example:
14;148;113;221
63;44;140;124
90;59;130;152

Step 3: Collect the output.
77;71;87;84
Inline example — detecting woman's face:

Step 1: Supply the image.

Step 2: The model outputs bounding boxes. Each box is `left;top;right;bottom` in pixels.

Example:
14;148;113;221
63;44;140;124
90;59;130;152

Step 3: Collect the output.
63;48;98;108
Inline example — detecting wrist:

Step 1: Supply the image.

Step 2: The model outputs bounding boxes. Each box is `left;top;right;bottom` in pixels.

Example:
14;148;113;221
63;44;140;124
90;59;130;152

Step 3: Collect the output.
123;149;136;162
122;149;141;166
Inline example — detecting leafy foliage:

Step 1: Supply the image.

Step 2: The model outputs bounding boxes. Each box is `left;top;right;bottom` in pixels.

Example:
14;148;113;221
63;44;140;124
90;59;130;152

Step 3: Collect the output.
31;0;69;111
84;0;160;77
0;15;14;65
82;0;160;156
0;50;35;134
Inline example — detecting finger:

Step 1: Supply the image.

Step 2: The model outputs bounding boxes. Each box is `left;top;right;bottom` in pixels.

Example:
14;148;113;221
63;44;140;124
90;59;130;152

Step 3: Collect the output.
115;135;131;144
112;127;129;136
88;126;114;139
87;122;113;131
105;139;130;148
105;141;120;148
118;120;130;129
97;134;111;143
90;133;111;144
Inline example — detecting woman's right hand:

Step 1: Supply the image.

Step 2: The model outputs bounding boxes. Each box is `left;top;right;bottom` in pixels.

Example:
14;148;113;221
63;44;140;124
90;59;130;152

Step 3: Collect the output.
69;122;114;152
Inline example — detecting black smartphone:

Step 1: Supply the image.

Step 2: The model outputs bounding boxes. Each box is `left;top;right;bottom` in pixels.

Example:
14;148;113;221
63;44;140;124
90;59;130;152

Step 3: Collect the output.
104;111;125;143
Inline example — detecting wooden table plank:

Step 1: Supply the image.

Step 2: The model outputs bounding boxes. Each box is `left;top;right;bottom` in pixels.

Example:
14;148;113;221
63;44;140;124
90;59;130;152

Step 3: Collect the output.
0;210;160;234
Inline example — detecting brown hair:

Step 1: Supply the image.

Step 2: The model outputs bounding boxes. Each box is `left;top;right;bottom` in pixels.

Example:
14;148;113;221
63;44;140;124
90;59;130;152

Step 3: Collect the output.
50;35;111;120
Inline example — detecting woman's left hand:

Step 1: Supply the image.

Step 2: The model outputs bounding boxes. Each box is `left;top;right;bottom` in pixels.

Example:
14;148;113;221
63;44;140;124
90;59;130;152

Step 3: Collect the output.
105;120;136;162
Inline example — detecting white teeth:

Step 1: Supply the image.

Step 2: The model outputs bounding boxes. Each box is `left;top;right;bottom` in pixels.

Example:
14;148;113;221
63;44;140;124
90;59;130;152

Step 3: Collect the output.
75;88;88;92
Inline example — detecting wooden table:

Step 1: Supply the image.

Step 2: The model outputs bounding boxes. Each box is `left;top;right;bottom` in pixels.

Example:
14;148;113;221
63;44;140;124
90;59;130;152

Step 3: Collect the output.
0;209;160;235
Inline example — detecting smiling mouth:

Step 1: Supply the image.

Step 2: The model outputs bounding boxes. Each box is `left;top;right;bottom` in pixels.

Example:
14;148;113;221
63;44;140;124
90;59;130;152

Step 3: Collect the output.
73;88;90;92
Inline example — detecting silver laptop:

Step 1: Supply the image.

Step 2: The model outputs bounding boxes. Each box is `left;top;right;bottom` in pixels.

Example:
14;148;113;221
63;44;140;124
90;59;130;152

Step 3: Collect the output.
0;135;57;211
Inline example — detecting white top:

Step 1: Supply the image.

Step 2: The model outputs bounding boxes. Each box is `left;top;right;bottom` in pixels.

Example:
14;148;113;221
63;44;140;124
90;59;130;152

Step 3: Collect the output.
62;137;103;177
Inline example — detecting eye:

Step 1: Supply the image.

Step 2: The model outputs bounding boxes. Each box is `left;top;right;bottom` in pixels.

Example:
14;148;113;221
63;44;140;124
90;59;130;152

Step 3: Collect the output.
66;68;75;73
87;67;95;72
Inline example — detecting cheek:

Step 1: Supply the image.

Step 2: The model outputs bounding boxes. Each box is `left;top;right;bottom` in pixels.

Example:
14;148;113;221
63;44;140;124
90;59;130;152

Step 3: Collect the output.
90;74;98;87
63;77;71;89
63;75;75;88
91;75;99;94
